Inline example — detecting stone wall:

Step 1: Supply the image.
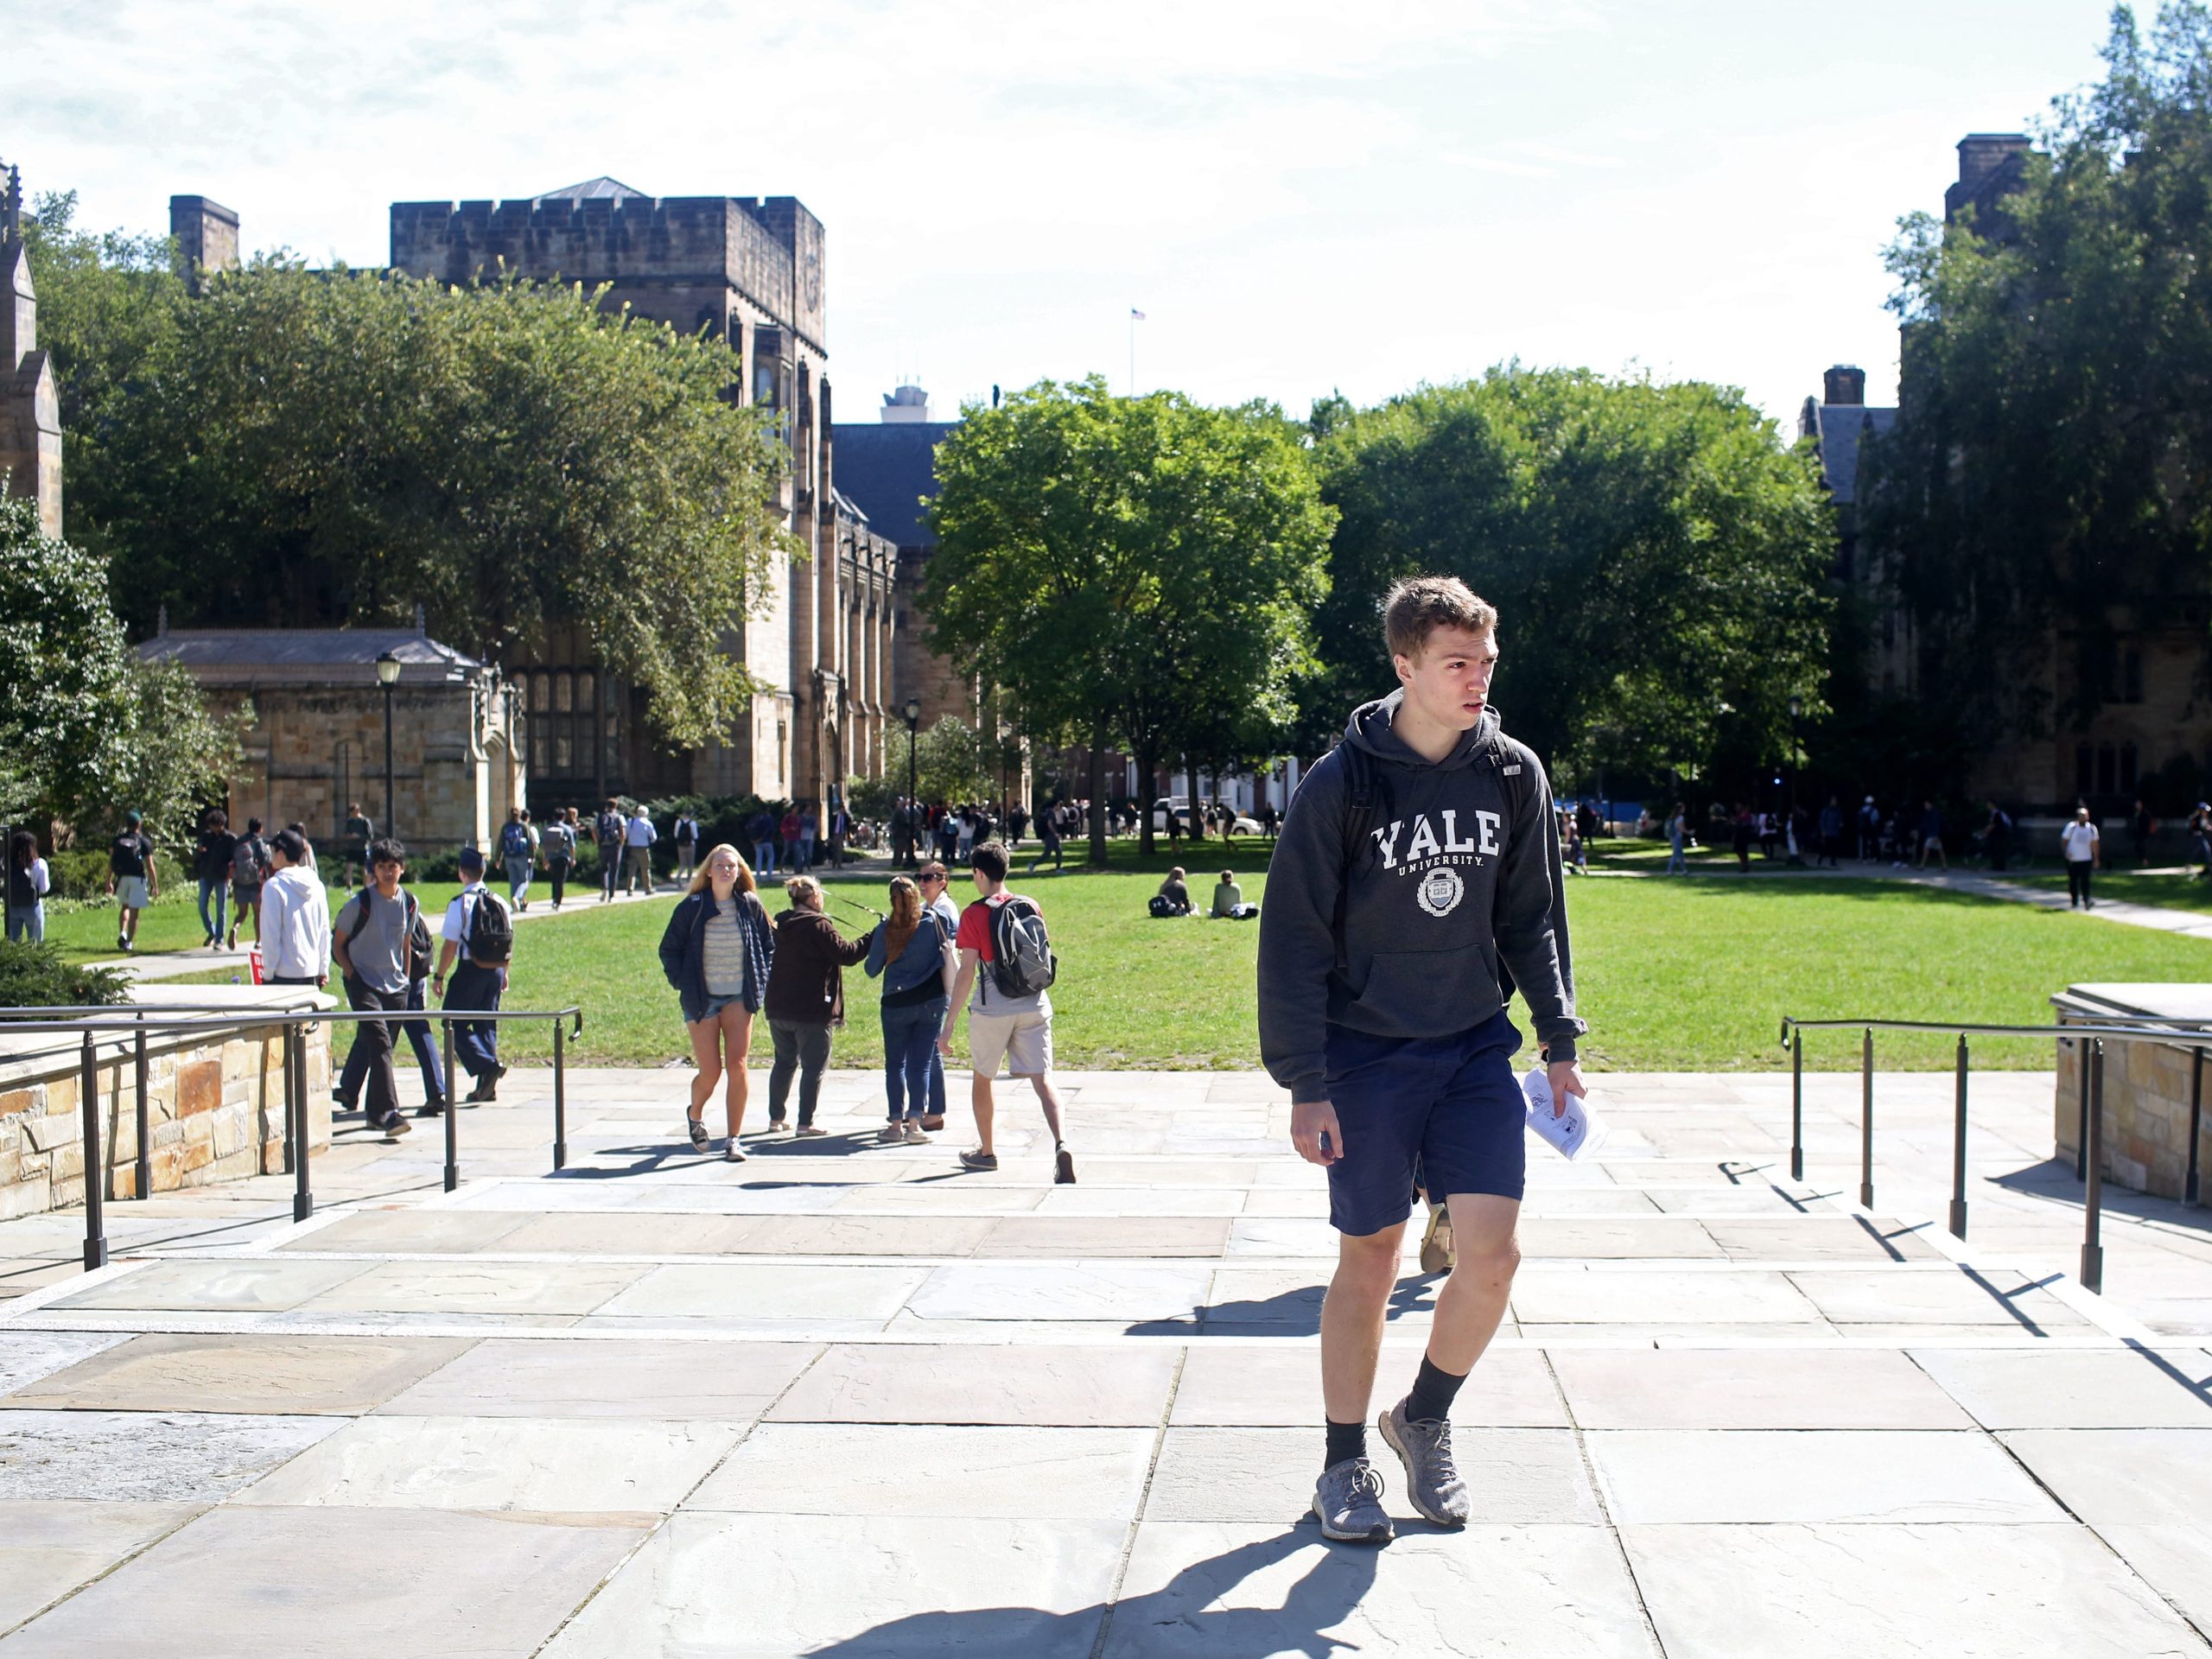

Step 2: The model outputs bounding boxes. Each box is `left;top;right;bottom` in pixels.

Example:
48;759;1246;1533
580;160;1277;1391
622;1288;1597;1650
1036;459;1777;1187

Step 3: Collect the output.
2054;995;2211;1201
0;994;333;1222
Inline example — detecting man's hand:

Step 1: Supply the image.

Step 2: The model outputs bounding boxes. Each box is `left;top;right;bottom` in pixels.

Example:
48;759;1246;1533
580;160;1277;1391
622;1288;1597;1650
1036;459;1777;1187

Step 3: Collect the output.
1545;1059;1587;1120
1291;1098;1344;1166
936;1033;955;1058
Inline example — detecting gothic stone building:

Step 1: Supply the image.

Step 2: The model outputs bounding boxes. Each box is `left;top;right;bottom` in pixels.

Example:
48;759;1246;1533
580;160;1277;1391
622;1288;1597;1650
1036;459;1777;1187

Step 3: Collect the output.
388;177;894;818
1;166;61;539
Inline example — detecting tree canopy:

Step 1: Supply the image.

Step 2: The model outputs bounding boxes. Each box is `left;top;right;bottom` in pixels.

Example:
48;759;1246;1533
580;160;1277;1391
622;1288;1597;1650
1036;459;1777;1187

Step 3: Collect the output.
922;378;1334;858
1867;1;2212;769
1307;367;1834;788
0;489;240;842
28;214;797;751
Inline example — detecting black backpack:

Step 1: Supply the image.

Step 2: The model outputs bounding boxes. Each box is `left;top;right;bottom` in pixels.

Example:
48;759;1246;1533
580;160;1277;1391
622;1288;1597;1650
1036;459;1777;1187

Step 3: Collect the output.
348;889;434;982
465;888;514;966
983;894;1056;1001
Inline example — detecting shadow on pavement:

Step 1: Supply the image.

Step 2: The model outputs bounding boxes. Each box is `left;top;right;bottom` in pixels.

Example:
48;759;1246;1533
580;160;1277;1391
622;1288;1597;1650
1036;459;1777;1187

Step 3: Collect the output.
1990;1157;2212;1237
1127;1276;1436;1338
802;1526;1382;1658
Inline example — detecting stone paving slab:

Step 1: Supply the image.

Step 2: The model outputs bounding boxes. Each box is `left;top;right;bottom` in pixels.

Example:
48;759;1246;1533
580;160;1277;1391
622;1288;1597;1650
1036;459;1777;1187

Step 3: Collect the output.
600;1262;925;1321
0;1332;127;1396
1620;1522;2208;1658
0;1503;647;1658
235;1413;741;1514
1104;1521;1658;1658
0;1409;338;1502
537;1512;1125;1659
0;1501;200;1634
48;1258;373;1313
1909;1346;2212;1428
2000;1427;2212;1527
1549;1348;1974;1430
1590;1428;2064;1524
693;1423;1154;1519
0;1333;474;1415
378;1336;818;1419
275;1208;530;1255
300;1259;647;1317
769;1343;1179;1425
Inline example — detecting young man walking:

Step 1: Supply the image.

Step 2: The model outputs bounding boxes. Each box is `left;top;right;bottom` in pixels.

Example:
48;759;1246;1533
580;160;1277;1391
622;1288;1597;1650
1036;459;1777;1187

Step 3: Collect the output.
105;810;158;953
329;839;418;1141
938;842;1075;1183
435;847;512;1102
594;800;626;902
1257;575;1585;1546
257;830;329;988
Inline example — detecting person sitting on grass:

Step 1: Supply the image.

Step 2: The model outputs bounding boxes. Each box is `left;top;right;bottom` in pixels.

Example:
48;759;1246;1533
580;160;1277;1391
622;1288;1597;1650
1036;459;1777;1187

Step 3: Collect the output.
1211;869;1258;920
1153;866;1193;918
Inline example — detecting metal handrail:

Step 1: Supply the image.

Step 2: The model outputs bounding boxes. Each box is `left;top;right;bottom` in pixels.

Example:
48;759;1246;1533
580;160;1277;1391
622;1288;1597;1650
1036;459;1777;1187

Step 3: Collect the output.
4;1002;582;1273
1778;1014;2210;1295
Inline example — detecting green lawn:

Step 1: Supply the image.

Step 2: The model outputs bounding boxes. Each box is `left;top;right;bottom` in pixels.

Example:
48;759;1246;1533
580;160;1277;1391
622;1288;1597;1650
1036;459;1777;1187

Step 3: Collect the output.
39;880;479;965
149;842;2210;1073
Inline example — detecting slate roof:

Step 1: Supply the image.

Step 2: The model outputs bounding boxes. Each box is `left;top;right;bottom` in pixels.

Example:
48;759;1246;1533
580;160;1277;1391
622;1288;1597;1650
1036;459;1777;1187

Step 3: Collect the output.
1808;404;1897;505
137;628;484;684
832;421;959;550
536;177;650;202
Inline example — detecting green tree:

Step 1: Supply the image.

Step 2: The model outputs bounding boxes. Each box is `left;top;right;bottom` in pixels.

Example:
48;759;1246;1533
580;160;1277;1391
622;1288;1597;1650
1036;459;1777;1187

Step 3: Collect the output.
30;238;797;751
924;378;1334;861
1307;368;1834;789
884;715;995;808
0;488;241;843
18;190;188;435
1866;2;2212;766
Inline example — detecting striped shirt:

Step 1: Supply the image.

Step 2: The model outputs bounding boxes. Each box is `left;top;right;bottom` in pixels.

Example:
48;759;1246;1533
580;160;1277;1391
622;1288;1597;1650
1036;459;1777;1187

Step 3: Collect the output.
702;899;747;996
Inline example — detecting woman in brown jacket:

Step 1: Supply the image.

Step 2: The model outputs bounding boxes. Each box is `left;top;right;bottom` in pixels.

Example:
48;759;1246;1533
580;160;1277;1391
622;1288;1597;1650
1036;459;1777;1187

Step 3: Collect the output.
763;875;870;1135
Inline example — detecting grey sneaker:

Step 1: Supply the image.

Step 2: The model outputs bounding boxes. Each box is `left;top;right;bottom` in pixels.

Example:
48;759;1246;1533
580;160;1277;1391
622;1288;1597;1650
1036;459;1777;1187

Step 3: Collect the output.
1378;1400;1468;1528
1312;1458;1393;1545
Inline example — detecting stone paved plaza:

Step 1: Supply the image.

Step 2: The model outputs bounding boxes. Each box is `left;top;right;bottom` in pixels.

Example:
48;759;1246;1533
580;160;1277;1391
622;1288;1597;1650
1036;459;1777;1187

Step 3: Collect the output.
0;1063;2206;1656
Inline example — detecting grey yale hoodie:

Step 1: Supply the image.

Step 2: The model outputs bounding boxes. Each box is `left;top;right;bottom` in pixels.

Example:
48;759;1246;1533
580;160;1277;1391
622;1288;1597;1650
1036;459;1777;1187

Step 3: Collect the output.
1257;690;1584;1103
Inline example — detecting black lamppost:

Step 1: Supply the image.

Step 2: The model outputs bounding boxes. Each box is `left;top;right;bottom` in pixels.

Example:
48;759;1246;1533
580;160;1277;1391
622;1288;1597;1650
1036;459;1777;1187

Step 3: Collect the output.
377;650;402;843
902;696;921;866
1787;695;1804;816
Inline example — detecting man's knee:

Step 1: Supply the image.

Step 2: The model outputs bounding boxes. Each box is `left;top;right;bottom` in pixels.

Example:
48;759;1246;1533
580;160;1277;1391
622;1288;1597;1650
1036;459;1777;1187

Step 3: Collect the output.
1332;1227;1403;1297
1447;1233;1522;1294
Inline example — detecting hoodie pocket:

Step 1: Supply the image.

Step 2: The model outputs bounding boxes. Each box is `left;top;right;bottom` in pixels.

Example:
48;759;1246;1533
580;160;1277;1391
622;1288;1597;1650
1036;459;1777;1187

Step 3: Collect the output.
1351;945;1503;1034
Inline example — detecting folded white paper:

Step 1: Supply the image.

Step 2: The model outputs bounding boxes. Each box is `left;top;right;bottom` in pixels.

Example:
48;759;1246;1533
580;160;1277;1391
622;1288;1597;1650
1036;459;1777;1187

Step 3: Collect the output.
1521;1066;1609;1161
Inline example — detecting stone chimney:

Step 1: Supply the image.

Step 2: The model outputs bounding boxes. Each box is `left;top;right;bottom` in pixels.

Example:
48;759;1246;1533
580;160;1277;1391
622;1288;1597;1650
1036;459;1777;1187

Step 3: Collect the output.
1946;135;2031;224
1823;365;1867;407
169;194;240;293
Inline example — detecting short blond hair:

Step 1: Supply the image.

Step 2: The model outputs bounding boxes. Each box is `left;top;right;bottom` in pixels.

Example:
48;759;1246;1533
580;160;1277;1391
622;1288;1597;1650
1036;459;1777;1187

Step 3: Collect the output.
1383;575;1497;661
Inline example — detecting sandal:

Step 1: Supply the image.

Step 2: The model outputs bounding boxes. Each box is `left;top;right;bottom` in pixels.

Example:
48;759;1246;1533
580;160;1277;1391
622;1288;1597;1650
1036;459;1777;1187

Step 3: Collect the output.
686;1116;711;1154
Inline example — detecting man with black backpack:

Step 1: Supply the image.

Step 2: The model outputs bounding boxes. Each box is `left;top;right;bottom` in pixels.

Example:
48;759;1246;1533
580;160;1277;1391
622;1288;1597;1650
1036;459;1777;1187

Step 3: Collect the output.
332;842;447;1122
937;840;1072;1182
434;847;513;1103
329;838;422;1140
1257;574;1584;1548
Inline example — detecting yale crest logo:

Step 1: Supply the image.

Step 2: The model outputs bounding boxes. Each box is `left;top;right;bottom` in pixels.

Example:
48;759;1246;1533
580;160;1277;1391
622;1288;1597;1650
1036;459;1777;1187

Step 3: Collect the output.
1416;867;1465;917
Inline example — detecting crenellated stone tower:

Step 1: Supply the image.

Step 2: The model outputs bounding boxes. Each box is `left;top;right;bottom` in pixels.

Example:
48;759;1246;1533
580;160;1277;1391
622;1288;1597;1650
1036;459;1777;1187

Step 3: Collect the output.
0;163;62;538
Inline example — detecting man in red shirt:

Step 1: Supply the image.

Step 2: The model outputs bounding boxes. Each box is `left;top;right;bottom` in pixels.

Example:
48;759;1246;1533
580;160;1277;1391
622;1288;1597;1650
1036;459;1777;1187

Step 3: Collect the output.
938;841;1074;1182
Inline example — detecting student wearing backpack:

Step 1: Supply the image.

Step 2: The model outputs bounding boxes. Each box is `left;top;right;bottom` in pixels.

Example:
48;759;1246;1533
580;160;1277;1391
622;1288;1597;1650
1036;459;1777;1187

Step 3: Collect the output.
673;810;700;881
1256;575;1584;1547
595;800;626;902
499;809;536;911
865;874;955;1142
333;847;448;1122
938;840;1072;1182
226;817;270;950
328;839;421;1140
433;847;512;1103
542;810;577;910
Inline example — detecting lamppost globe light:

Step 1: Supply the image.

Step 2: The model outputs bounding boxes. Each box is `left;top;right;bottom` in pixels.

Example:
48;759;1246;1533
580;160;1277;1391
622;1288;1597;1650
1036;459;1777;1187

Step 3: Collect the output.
376;650;403;688
375;649;401;843
1788;695;1802;720
903;696;920;726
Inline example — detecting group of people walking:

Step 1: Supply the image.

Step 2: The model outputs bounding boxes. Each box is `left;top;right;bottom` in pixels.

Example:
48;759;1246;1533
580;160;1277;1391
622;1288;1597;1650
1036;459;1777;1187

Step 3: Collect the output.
657;840;1071;1181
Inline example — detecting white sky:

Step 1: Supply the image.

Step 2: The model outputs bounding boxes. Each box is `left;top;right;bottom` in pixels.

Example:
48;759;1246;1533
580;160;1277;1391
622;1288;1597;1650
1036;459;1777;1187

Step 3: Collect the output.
9;0;2114;433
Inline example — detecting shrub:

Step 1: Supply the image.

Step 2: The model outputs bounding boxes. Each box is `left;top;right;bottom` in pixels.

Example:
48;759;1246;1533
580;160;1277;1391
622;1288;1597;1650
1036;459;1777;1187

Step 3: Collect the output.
0;939;132;1007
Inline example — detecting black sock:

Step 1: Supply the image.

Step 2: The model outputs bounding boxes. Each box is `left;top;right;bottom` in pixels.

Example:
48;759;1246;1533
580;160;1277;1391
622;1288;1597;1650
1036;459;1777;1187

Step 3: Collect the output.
1324;1418;1366;1470
1404;1356;1467;1425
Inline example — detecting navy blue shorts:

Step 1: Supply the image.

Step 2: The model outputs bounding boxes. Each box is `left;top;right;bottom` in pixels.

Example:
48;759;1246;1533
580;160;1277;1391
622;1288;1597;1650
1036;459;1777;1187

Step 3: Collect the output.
1321;1010;1525;1236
